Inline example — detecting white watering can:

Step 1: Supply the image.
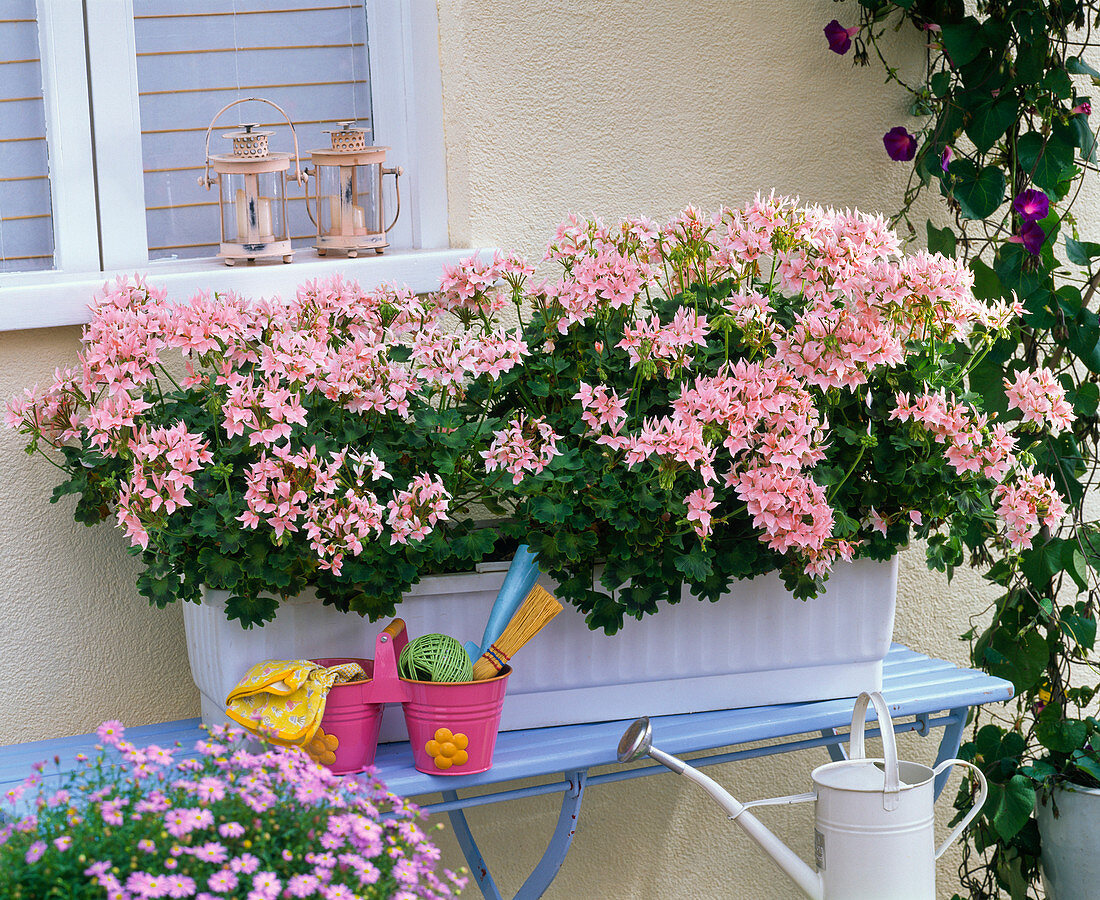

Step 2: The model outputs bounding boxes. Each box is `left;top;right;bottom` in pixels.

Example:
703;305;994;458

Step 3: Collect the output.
616;691;987;900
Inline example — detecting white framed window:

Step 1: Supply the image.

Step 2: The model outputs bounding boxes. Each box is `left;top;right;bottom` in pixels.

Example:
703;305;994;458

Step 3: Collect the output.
0;0;469;332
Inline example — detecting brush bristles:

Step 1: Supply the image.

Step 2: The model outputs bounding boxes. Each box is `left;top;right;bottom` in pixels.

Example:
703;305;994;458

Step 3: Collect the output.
472;585;563;680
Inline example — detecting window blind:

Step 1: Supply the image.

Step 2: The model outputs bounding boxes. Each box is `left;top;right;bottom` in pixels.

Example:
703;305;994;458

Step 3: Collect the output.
133;0;373;261
0;2;54;273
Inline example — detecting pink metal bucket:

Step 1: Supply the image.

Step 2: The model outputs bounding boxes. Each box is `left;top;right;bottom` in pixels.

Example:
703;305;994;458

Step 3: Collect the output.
313;657;384;775
402;667;511;775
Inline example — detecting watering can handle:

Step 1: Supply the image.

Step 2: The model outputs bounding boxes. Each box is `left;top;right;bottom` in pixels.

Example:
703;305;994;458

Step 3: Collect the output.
932;760;988;859
848;691;901;811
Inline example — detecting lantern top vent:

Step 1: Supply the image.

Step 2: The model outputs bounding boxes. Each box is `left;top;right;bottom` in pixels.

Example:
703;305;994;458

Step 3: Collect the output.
221;123;274;158
323;120;370;153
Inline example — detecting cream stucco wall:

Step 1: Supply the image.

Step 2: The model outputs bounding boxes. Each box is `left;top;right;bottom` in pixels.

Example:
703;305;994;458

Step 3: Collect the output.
0;1;1057;898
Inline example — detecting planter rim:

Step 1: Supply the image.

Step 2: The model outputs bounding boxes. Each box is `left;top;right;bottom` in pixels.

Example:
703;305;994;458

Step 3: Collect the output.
1047;781;1100;798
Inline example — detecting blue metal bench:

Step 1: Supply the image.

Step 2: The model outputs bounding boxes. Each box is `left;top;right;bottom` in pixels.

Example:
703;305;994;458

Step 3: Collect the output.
0;644;1012;900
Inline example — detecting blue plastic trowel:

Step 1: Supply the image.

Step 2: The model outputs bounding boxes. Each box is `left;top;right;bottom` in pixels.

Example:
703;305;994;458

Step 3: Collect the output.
464;545;541;663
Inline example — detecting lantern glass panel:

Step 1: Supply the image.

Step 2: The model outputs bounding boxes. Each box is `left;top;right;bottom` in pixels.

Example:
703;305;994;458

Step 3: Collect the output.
218;171;287;245
318;163;382;237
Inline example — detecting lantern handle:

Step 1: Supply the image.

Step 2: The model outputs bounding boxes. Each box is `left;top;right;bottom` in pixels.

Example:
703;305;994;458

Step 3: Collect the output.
302;166;317;227
199;97;306;190
382;166;404;233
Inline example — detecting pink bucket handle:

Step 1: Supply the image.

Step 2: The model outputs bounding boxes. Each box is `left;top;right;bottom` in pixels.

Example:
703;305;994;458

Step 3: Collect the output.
374;619;406;683
361;618;411;704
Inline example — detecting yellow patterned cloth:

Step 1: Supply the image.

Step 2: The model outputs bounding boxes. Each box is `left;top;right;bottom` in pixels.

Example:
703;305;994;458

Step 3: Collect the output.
224;659;365;747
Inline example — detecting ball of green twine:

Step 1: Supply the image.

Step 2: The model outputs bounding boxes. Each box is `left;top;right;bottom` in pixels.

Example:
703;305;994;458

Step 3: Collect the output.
398;633;473;683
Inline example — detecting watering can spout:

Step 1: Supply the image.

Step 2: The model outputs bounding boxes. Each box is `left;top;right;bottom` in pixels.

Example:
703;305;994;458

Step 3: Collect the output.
617;719;824;900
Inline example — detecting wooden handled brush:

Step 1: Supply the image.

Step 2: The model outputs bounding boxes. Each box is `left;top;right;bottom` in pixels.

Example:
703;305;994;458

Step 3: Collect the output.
472;584;562;680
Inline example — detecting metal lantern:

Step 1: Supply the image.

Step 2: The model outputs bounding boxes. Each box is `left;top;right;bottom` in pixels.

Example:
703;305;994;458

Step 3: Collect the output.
307;121;403;257
199;97;305;266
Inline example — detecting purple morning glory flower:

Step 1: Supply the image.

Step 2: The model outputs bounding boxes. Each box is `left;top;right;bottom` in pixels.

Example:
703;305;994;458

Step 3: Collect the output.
824;20;860;55
883;127;917;162
1012;188;1049;222
941;146;953;172
1072;100;1092;116
1009;219;1046;255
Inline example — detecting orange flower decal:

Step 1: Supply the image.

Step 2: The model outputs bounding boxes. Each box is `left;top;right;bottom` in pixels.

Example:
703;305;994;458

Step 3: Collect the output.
425;727;469;770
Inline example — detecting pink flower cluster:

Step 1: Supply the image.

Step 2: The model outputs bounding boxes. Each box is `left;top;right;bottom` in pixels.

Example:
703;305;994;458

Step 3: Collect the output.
617;309;709;374
1;721;464;899
118;423;214;549
1005;368;1075;434
892;392;1017;481
994;471;1067;548
440;250;533;315
6;272;522;566
518;198;1071;570
483;415;562;485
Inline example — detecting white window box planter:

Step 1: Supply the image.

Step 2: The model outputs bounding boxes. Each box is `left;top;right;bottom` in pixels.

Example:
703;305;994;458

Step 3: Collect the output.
184;556;898;742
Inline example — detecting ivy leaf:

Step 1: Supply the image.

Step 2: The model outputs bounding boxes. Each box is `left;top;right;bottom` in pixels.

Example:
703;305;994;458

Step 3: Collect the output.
950;160;1006;219
991;775;1036;842
966;98;1017;153
1071;750;1100;784
983;627;1048;693
927;221;957;258
1069;548;1090;593
1066;236;1100;266
1072;381;1099;416
969;259;1004;300
940;19;984;68
1036;703;1088;753
1064;611;1098;651
1017;131;1074;193
1071;114;1098;164
1067;55;1100;81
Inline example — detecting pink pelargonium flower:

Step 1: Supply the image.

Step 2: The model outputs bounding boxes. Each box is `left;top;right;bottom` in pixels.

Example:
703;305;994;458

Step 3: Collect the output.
1004;368;1075;434
482;414;562;485
685;487;717;540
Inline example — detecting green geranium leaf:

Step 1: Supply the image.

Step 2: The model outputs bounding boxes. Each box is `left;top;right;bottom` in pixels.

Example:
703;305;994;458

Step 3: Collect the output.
674;546;712;583
198;549;242;589
224;592;279;629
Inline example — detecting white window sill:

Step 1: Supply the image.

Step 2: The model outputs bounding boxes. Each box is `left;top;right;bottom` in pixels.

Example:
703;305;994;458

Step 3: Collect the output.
0;247;494;332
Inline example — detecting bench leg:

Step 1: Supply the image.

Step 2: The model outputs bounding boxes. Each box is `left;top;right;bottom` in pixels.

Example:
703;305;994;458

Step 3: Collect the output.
932;706;970;798
441;770;588;900
442;793;504;900
820;728;848;762
515;770;587;900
